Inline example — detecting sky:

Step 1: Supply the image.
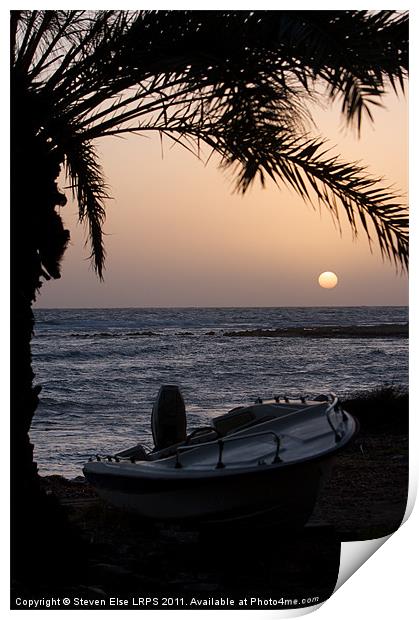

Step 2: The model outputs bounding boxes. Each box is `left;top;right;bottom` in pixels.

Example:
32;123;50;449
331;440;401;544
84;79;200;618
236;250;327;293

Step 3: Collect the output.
35;87;408;309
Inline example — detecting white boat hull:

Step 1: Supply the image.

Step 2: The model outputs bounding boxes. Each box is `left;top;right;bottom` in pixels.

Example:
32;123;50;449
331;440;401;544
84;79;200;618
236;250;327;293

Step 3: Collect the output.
85;453;336;525
83;397;357;526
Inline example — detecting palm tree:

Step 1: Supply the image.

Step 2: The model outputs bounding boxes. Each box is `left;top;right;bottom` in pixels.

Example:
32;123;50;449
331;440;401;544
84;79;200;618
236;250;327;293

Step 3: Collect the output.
11;9;408;585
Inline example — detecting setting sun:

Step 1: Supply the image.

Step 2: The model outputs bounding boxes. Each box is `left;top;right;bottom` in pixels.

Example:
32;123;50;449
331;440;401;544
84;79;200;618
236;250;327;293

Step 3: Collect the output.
318;271;338;289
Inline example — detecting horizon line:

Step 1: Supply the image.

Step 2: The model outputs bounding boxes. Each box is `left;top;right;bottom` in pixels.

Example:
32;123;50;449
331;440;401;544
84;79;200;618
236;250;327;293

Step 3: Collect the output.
33;303;408;311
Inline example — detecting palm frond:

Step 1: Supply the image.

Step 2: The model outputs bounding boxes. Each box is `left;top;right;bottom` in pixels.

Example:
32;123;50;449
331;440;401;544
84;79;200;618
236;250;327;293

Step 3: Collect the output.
220;130;408;270
270;10;408;131
64;139;109;278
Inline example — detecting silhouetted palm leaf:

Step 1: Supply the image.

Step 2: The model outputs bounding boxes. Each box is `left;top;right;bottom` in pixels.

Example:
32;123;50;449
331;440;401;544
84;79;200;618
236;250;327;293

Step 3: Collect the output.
65;140;109;277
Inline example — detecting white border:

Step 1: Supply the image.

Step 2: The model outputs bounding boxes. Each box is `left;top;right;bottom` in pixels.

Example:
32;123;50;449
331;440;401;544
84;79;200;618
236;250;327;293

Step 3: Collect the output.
3;3;416;618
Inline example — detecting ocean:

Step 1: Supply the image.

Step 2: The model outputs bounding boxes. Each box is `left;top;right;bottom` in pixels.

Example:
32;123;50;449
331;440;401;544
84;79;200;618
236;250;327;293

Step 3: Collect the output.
30;306;408;477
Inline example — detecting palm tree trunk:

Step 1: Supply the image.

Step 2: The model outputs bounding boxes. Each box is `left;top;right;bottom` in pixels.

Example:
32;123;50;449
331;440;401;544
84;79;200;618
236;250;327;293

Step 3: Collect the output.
10;100;84;588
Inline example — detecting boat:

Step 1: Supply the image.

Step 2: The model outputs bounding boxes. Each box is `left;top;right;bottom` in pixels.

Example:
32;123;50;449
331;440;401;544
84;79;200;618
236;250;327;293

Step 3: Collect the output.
83;386;358;527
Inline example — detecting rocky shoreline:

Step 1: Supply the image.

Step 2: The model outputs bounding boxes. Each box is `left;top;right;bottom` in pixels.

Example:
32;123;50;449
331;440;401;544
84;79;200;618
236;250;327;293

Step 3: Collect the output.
223;323;408;338
64;323;409;340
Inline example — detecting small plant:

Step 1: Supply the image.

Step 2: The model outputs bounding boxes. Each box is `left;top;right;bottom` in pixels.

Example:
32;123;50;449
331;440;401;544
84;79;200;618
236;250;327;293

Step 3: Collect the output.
342;382;408;433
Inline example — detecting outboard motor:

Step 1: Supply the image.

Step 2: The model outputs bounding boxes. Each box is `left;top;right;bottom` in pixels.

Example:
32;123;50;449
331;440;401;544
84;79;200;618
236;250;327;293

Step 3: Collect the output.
151;385;187;450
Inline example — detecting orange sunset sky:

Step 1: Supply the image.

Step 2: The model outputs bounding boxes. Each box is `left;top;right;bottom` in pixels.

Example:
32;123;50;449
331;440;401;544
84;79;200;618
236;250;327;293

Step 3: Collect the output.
35;89;408;308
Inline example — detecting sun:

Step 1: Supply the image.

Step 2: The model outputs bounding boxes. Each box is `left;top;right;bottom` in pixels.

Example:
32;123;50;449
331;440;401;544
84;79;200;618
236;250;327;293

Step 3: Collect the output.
318;271;338;289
